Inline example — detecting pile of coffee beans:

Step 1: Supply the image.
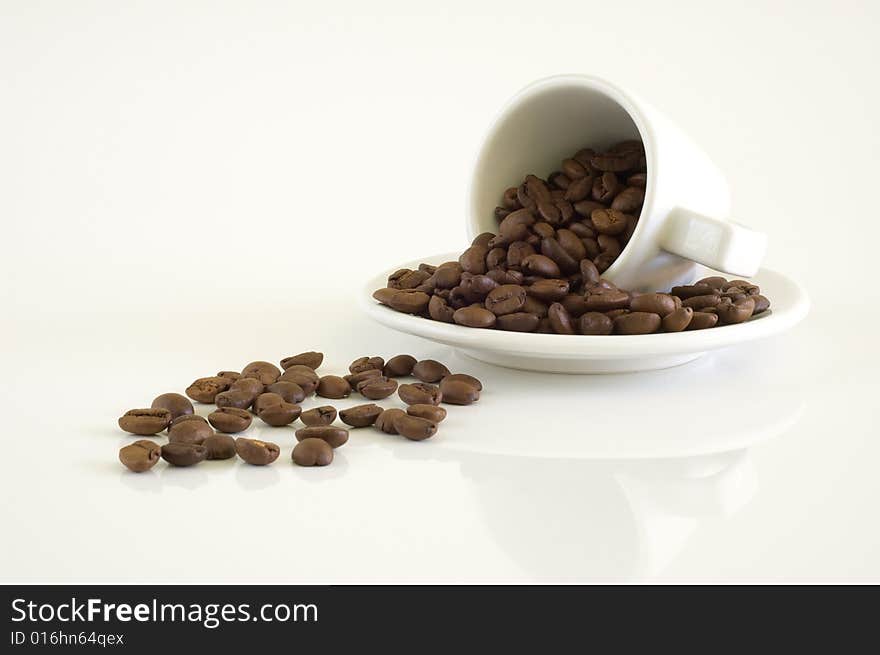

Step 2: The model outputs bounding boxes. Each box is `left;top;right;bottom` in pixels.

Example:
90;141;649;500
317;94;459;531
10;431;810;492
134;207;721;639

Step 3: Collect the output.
375;261;771;334
117;352;482;473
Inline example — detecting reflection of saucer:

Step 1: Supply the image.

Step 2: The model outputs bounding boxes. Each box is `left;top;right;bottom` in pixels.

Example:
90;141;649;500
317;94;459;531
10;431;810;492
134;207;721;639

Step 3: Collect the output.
383;346;805;460
361;252;809;373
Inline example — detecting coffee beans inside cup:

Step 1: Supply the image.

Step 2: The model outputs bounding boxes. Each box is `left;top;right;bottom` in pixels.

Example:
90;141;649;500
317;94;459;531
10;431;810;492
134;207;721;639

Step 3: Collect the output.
116;353;482;472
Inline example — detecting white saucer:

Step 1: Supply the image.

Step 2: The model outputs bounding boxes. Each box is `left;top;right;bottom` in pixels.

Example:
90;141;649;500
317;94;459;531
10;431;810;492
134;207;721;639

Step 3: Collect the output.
360;252;810;374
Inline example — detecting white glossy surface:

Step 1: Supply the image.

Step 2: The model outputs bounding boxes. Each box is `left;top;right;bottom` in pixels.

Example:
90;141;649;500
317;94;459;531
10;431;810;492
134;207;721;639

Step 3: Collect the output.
362;253;809;373
1;1;878;583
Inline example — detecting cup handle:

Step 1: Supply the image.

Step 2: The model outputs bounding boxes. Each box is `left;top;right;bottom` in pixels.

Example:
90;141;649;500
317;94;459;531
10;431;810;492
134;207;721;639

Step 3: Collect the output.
659;208;768;277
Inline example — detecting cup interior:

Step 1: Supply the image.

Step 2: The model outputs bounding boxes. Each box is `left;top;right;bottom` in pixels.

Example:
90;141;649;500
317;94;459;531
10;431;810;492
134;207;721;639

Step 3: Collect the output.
468;77;645;238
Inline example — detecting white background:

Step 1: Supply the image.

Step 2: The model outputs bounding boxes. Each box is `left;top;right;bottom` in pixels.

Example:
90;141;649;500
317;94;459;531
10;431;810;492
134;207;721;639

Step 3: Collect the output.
1;0;877;582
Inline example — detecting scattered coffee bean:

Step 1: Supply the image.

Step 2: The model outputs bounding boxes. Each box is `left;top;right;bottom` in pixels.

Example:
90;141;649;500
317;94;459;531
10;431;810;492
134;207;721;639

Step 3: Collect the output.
278;370;318;395
630;293;676;316
295;426;349;448
280;351;323;370
208;407;252;433
161;442;208;467
317;375;352;399
240;361;281;385
349;356;385;374
253;392;284;414
235;438;280;466
118;408;172;436
398;383;443;406
151;393;193;421
185;376;232;403
217;371;241;381
203;433;237;460
230;377;265;397
439;378;480;405
168;417;213;444
119;440;161;472
257;402;302;427
407;404;447;423
357;376;398;400
383;354;417;377
453;305;497;328
443;373;482;391
301;406;337;427
215;389;256;410
265;381;306;404
292;438;334;467
393;414;438;441
374;408;406;434
717;297;756;324
339;404;383;428
412;359;451;383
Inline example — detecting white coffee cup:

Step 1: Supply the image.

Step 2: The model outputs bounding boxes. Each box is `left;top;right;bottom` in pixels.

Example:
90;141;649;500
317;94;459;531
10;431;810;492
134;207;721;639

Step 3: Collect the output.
467;75;767;292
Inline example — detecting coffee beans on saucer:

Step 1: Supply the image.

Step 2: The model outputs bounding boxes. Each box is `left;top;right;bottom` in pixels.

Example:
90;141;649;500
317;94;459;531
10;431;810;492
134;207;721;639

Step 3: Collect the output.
116;351;483;472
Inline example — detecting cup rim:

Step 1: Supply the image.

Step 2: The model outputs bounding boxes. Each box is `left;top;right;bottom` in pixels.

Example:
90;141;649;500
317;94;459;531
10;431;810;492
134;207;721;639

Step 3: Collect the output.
466;74;656;280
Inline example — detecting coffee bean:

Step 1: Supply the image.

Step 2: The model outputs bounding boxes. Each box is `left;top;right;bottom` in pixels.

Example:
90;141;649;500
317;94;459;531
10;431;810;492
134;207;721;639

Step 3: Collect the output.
384;354;417;377
168;417;213;444
345;369;383;387
614;312;661;335
439;378;480;405
597;234;621;257
686;311;719;330
203;433;237;460
434;262;463;289
292;438;334;467
521;254;561;278
459;245;489;275
280;351;323;370
556;229;587;261
548;171;571;190
349;356;385;374
662;307;694;332
118;408;172;435
497;312;540;332
277;371;318;396
540;237;579;275
630;293;676;316
487;247;507;269
606;308;630;319
472;232;496;247
682;294;721;310
169;414;208;430
751;294;771;314
230;377;265;397
592;172;619;202
564;176;593;202
316;375;352;399
506;241;535;268
301;406;337;427
393;414;438;441
583;288;629;312
453;306;496;329
579;311;613;335
428;295;456;322
265;381;306;404
407;404;448;423
208;407;252;433
548;302;575;334
339;403;383;428
561;158;588;179
216;389;257;410
671;284;717;299
527;278;569;302
611;186;645;212
398;382;442;406
521;295;549;317
295;426;349;448
411;359;450;383
217;371;241;381
151;393;193;421
161;442;208;467
357;376;398;400
235;438;280;465
695;276;727;290
258;401;302;427
486;284;526;316
386;289;431;314
717;297;756;324
185;376;232;403
119;440;161;472
240;361;281;385
591;149;640;172
375;408;406;434
591;208;628;236
444;373;482;391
